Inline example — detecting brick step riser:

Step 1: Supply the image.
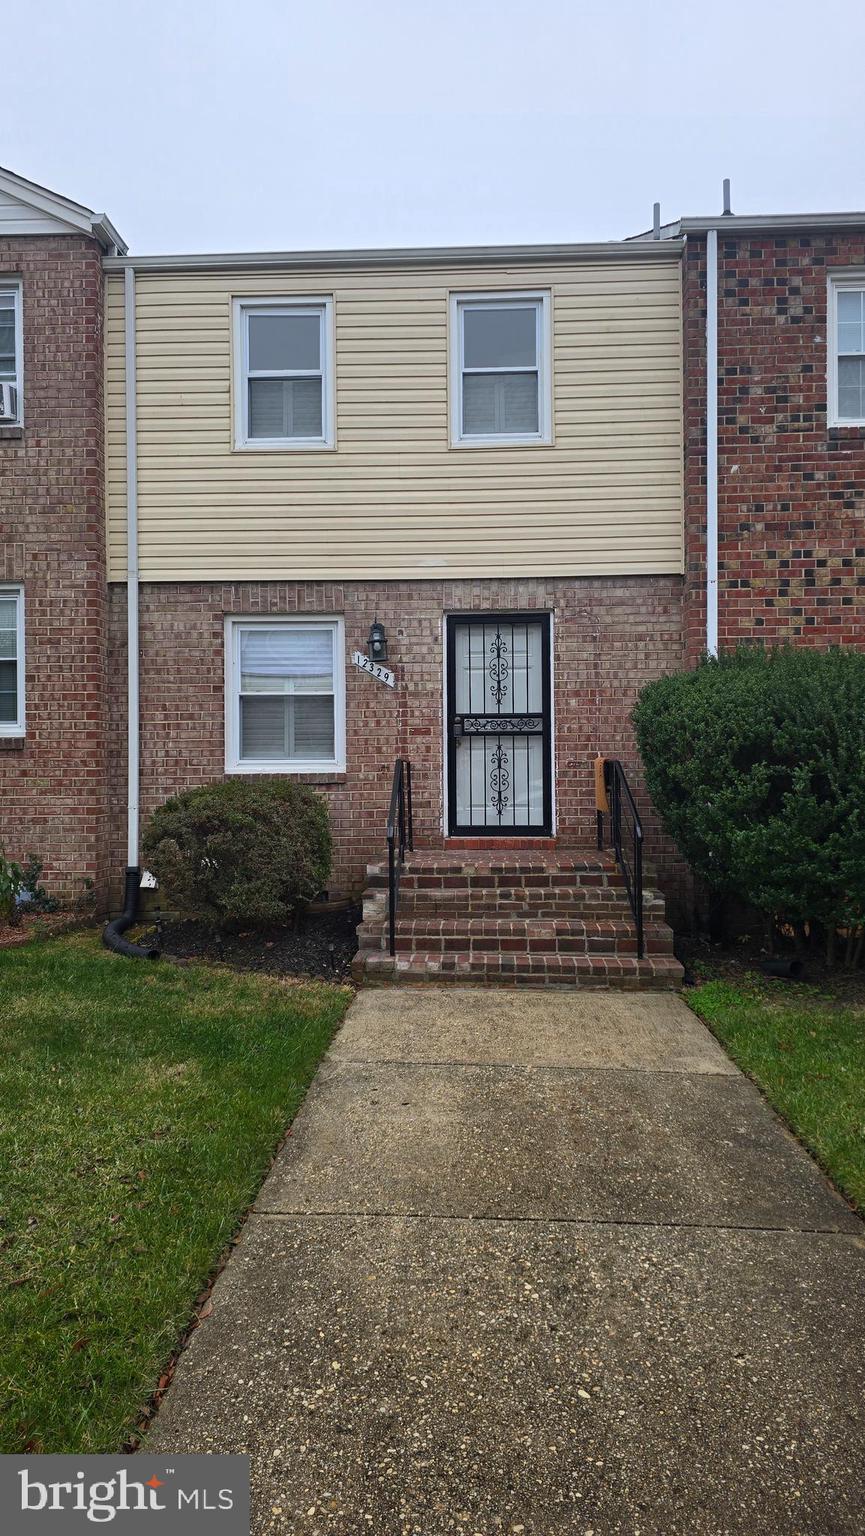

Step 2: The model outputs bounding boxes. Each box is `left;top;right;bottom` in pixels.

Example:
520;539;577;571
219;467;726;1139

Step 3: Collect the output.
354;953;683;991
396;895;665;919
393;931;673;956
397;876;626;896
358;920;677;958
366;862;625;884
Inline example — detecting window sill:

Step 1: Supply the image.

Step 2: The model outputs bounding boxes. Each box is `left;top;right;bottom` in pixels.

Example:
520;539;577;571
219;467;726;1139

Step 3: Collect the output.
449;437;554;451
232;440;336;454
0;426;23;442
0;734;25;750
227;766;346;783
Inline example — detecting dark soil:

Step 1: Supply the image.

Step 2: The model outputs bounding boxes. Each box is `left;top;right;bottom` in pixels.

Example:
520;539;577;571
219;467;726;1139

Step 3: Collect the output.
0;911;90;949
677;931;865;1006
155;903;362;981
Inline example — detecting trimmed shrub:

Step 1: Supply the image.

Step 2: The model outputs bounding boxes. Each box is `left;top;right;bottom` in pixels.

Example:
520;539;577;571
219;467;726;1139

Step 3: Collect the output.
633;647;865;948
0;851;24;925
142;778;332;930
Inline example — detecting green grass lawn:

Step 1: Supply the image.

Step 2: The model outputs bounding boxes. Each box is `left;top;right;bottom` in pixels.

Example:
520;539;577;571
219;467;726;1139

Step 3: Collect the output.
0;932;350;1453
689;976;865;1214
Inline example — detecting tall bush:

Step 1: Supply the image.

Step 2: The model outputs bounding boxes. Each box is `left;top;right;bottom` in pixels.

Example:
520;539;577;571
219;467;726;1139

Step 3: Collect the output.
142;778;332;930
633;647;865;954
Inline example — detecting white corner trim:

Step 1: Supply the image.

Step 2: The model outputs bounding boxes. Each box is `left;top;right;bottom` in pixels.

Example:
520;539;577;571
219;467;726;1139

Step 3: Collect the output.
705;229;719;658
125;266;140;866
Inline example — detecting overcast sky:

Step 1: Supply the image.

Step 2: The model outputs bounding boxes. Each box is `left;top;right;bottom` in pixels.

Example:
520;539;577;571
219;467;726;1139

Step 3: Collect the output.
5;0;865;254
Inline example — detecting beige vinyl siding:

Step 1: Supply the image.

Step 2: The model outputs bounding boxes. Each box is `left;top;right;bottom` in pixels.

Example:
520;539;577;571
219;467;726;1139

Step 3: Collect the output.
105;255;683;582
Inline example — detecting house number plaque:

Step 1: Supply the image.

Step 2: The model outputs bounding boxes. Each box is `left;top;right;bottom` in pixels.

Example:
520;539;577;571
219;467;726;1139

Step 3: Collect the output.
351;650;395;688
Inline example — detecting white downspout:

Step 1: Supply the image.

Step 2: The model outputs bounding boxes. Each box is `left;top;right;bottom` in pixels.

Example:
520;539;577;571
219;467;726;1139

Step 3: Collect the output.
124;265;140;868
705;227;719;657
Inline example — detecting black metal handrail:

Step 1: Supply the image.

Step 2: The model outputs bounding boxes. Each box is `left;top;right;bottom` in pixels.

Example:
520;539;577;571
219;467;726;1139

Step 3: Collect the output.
386;758;414;956
597;758;644;959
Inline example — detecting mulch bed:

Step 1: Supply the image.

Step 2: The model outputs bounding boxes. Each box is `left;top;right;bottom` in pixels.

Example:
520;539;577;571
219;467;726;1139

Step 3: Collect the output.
677;932;865;1006
0;912;89;949
156;902;363;981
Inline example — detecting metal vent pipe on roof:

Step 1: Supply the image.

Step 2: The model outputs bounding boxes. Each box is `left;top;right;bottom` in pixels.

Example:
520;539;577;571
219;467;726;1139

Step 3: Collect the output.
653;203;661;240
722;178;732;216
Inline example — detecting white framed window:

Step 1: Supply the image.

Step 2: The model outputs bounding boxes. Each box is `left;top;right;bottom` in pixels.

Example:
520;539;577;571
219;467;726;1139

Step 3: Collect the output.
225;617;345;773
449;290;552;446
0;282;22;425
828;272;865;427
0;586;24;736
233;297;334;449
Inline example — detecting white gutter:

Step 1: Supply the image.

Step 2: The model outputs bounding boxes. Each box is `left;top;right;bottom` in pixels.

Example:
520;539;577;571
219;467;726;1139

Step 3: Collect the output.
103;238;684;275
124;266;140;868
705;228;719;657
680;211;865;234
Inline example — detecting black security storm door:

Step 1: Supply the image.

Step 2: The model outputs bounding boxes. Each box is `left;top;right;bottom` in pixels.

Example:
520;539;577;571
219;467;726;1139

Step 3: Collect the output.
446;613;552;835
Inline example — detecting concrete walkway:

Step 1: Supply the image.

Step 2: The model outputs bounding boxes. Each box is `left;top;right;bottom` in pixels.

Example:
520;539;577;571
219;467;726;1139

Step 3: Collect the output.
149;989;865;1535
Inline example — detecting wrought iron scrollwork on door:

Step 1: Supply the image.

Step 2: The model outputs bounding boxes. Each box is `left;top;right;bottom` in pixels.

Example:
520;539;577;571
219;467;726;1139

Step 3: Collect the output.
489;741;510;818
461;715;543;734
488;628;510;707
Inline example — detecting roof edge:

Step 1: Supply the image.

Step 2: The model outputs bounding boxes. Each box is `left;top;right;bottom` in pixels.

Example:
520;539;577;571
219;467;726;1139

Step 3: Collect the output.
678;212;865;235
91;214;127;256
0;164;126;253
103;237;684;274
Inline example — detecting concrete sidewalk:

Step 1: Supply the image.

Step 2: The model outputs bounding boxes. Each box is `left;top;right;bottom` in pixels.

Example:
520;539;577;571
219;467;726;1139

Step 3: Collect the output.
148;989;865;1535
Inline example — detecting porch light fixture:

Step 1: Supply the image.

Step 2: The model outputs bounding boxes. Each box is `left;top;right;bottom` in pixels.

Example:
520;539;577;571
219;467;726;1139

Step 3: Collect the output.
368;619;388;664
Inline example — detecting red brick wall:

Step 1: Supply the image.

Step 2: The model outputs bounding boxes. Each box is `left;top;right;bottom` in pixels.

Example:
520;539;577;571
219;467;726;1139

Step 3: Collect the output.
107;575;688;906
0;235;108;904
684;231;865;659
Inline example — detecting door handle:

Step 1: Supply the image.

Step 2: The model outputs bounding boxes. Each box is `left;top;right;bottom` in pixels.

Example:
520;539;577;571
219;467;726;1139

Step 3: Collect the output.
452;716;464;740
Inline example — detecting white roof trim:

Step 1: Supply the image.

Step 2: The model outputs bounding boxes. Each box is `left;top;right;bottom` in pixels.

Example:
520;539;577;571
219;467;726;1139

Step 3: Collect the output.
0;165;126;253
103;238;683;274
645;212;865;239
679;213;865;235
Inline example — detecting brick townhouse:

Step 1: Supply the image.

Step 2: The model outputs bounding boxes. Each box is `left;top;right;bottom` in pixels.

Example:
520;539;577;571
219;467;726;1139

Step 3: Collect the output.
1;165;863;983
0;168;124;907
673;211;865;660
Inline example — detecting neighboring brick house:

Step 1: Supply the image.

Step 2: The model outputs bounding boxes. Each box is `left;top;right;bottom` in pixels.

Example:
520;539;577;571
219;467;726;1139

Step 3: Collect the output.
3;165;864;981
670;212;865;660
0;167;124;906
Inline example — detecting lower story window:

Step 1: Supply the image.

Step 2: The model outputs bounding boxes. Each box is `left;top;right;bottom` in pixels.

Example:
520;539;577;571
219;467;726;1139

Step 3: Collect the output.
0;585;24;736
226;617;345;773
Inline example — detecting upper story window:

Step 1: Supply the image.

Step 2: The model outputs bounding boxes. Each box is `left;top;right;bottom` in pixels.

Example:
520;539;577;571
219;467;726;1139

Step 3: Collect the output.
233;298;334;449
450;291;552;446
829;275;865;427
0;586;24;736
225;617;345;773
0;283;22;425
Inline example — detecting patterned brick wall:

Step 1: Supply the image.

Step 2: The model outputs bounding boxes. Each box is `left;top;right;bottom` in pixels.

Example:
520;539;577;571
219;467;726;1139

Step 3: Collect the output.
0;235;108;903
106;575;688;907
684;231;865;659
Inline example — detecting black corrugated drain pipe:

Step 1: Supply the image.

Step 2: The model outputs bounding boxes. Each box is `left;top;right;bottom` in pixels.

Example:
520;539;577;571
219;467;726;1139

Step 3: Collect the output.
102;866;161;960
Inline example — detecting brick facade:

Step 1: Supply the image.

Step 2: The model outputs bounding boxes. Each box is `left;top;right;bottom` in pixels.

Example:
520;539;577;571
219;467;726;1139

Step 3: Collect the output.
684;231;865;660
12;212;864;926
0;234;108;904
106;575;688;906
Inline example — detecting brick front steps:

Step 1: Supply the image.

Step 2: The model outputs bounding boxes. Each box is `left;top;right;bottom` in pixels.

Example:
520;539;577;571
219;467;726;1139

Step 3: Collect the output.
353;851;683;990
